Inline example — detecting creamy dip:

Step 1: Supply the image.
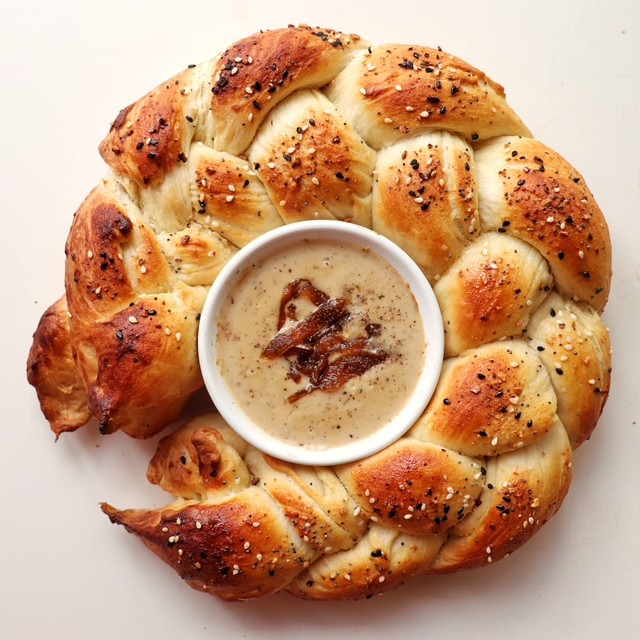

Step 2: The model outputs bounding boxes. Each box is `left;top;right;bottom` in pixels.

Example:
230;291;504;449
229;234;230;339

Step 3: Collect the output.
215;238;425;450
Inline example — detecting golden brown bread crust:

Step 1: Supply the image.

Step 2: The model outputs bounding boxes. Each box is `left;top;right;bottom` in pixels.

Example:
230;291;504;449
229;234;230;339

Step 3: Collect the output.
27;25;612;600
26;296;90;437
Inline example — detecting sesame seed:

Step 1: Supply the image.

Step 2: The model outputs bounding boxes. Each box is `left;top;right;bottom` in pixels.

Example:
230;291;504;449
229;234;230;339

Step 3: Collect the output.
244;541;250;550
247;113;253;122
287;146;296;154
379;576;386;583
161;526;168;532
226;195;234;202
308;147;316;155
267;162;276;169
256;553;263;561
345;573;352;581
311;177;320;186
228;184;236;192
405;105;414;112
195;520;202;529
491;436;499;446
279;200;286;206
404;513;413;519
359;87;367;95
165;327;171;335
384;117;393;124
354;506;361;516
510;361;519;367
252;521;260;527
128;316;138;324
420;111;430;118
395;84;402;91
87;250;94;259
140;265;147;274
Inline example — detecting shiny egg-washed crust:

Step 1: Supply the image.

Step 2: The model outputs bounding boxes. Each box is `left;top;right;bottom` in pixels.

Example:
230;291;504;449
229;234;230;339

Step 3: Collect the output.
28;25;612;599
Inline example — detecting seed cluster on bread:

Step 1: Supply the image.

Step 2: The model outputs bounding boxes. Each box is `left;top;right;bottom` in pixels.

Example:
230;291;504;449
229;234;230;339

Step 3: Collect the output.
27;25;611;600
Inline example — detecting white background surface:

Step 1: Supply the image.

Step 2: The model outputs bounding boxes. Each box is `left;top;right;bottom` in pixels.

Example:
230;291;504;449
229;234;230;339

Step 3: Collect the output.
2;1;639;638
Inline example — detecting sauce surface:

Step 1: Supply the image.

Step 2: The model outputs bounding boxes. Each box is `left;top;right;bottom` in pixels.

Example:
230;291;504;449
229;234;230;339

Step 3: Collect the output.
216;238;425;450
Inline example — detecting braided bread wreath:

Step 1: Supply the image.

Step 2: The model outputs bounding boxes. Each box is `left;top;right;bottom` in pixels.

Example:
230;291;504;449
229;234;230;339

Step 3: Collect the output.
27;25;612;601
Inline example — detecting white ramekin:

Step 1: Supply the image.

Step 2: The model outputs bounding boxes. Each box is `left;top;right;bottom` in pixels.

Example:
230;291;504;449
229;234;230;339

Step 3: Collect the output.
198;220;443;466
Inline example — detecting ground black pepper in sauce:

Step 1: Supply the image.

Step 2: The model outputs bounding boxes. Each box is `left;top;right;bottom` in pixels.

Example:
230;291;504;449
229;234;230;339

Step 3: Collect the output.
215;239;425;450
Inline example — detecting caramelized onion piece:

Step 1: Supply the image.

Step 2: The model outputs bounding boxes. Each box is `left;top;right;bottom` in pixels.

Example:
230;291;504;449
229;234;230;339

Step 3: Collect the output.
262;297;348;358
262;280;389;403
288;350;388;403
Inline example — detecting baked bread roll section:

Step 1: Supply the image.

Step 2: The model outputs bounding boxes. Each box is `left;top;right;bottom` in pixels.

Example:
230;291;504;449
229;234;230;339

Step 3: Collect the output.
28;25;612;600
